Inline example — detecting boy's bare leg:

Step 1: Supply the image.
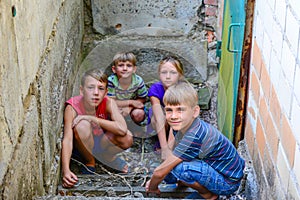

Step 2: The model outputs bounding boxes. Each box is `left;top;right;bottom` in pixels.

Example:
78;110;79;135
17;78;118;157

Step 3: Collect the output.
100;130;133;155
120;106;145;123
73;120;95;167
73;119;133;172
179;181;218;200
97;131;133;172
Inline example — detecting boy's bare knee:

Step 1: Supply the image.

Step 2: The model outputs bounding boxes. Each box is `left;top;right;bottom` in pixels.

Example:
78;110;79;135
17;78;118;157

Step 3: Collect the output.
119;133;133;150
131;109;145;122
76;119;91;130
74;120;92;139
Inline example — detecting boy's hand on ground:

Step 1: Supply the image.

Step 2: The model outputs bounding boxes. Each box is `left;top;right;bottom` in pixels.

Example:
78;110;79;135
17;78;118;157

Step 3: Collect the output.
145;180;161;196
62;171;78;188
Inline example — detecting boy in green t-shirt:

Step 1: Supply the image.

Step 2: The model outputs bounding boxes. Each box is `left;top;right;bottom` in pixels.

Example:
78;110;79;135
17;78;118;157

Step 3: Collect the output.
107;52;148;125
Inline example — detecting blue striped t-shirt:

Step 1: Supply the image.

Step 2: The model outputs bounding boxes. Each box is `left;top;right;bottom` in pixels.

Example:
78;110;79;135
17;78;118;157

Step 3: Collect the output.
173;117;245;183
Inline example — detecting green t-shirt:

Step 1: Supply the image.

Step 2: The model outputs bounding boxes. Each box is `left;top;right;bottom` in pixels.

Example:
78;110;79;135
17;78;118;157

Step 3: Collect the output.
107;73;148;100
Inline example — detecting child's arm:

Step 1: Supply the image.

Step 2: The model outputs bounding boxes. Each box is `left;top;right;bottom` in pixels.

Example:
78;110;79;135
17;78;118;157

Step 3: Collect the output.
167;129;175;150
133;77;148;106
146;154;182;194
73;98;128;136
150;96;171;159
150;97;166;144
114;98;145;109
105;97;129;134
61;105;78;188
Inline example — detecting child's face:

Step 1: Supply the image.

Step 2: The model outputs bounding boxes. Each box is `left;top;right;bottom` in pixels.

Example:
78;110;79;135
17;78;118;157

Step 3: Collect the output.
112;61;136;80
159;62;181;89
80;75;107;108
165;103;199;133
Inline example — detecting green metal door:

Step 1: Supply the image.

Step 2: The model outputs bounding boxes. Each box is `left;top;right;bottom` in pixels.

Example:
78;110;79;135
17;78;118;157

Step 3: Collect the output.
217;0;246;141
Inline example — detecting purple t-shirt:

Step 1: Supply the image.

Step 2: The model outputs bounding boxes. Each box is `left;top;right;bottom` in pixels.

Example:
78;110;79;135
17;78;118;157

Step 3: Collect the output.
148;81;165;107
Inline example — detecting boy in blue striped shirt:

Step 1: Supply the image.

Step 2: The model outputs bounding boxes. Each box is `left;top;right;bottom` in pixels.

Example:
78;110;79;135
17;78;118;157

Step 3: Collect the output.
146;81;245;199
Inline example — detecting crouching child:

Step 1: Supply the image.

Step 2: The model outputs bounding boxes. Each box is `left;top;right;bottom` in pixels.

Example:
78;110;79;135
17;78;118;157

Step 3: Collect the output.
61;68;133;188
145;81;245;199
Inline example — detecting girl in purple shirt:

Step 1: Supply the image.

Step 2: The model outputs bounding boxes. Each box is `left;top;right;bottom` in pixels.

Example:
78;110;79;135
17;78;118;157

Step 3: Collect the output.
148;56;184;159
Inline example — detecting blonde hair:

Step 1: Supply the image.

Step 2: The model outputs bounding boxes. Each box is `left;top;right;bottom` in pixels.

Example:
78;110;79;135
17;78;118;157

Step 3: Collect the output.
158;56;184;76
81;68;108;87
113;52;137;66
163;80;198;107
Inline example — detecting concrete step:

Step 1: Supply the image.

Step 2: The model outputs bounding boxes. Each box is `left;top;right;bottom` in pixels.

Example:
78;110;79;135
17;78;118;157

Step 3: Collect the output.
57;175;197;199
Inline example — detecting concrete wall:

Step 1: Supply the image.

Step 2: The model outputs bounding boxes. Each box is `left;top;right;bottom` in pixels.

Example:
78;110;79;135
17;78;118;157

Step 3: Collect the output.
0;0;83;199
78;0;220;92
86;0;208;82
245;0;300;199
91;0;202;35
0;0;219;198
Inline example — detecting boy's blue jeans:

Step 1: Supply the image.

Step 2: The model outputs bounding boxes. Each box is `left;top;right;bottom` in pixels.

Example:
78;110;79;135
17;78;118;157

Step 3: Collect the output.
164;159;241;195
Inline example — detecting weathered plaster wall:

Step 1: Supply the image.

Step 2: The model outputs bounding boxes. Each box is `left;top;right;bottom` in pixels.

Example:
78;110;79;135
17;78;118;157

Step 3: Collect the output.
0;0;83;199
78;32;208;89
91;0;202;35
77;0;216;94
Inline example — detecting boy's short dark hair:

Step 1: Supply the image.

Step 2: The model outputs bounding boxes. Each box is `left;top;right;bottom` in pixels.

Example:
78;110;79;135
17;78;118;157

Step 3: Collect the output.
113;52;137;66
163;80;198;107
81;68;108;87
